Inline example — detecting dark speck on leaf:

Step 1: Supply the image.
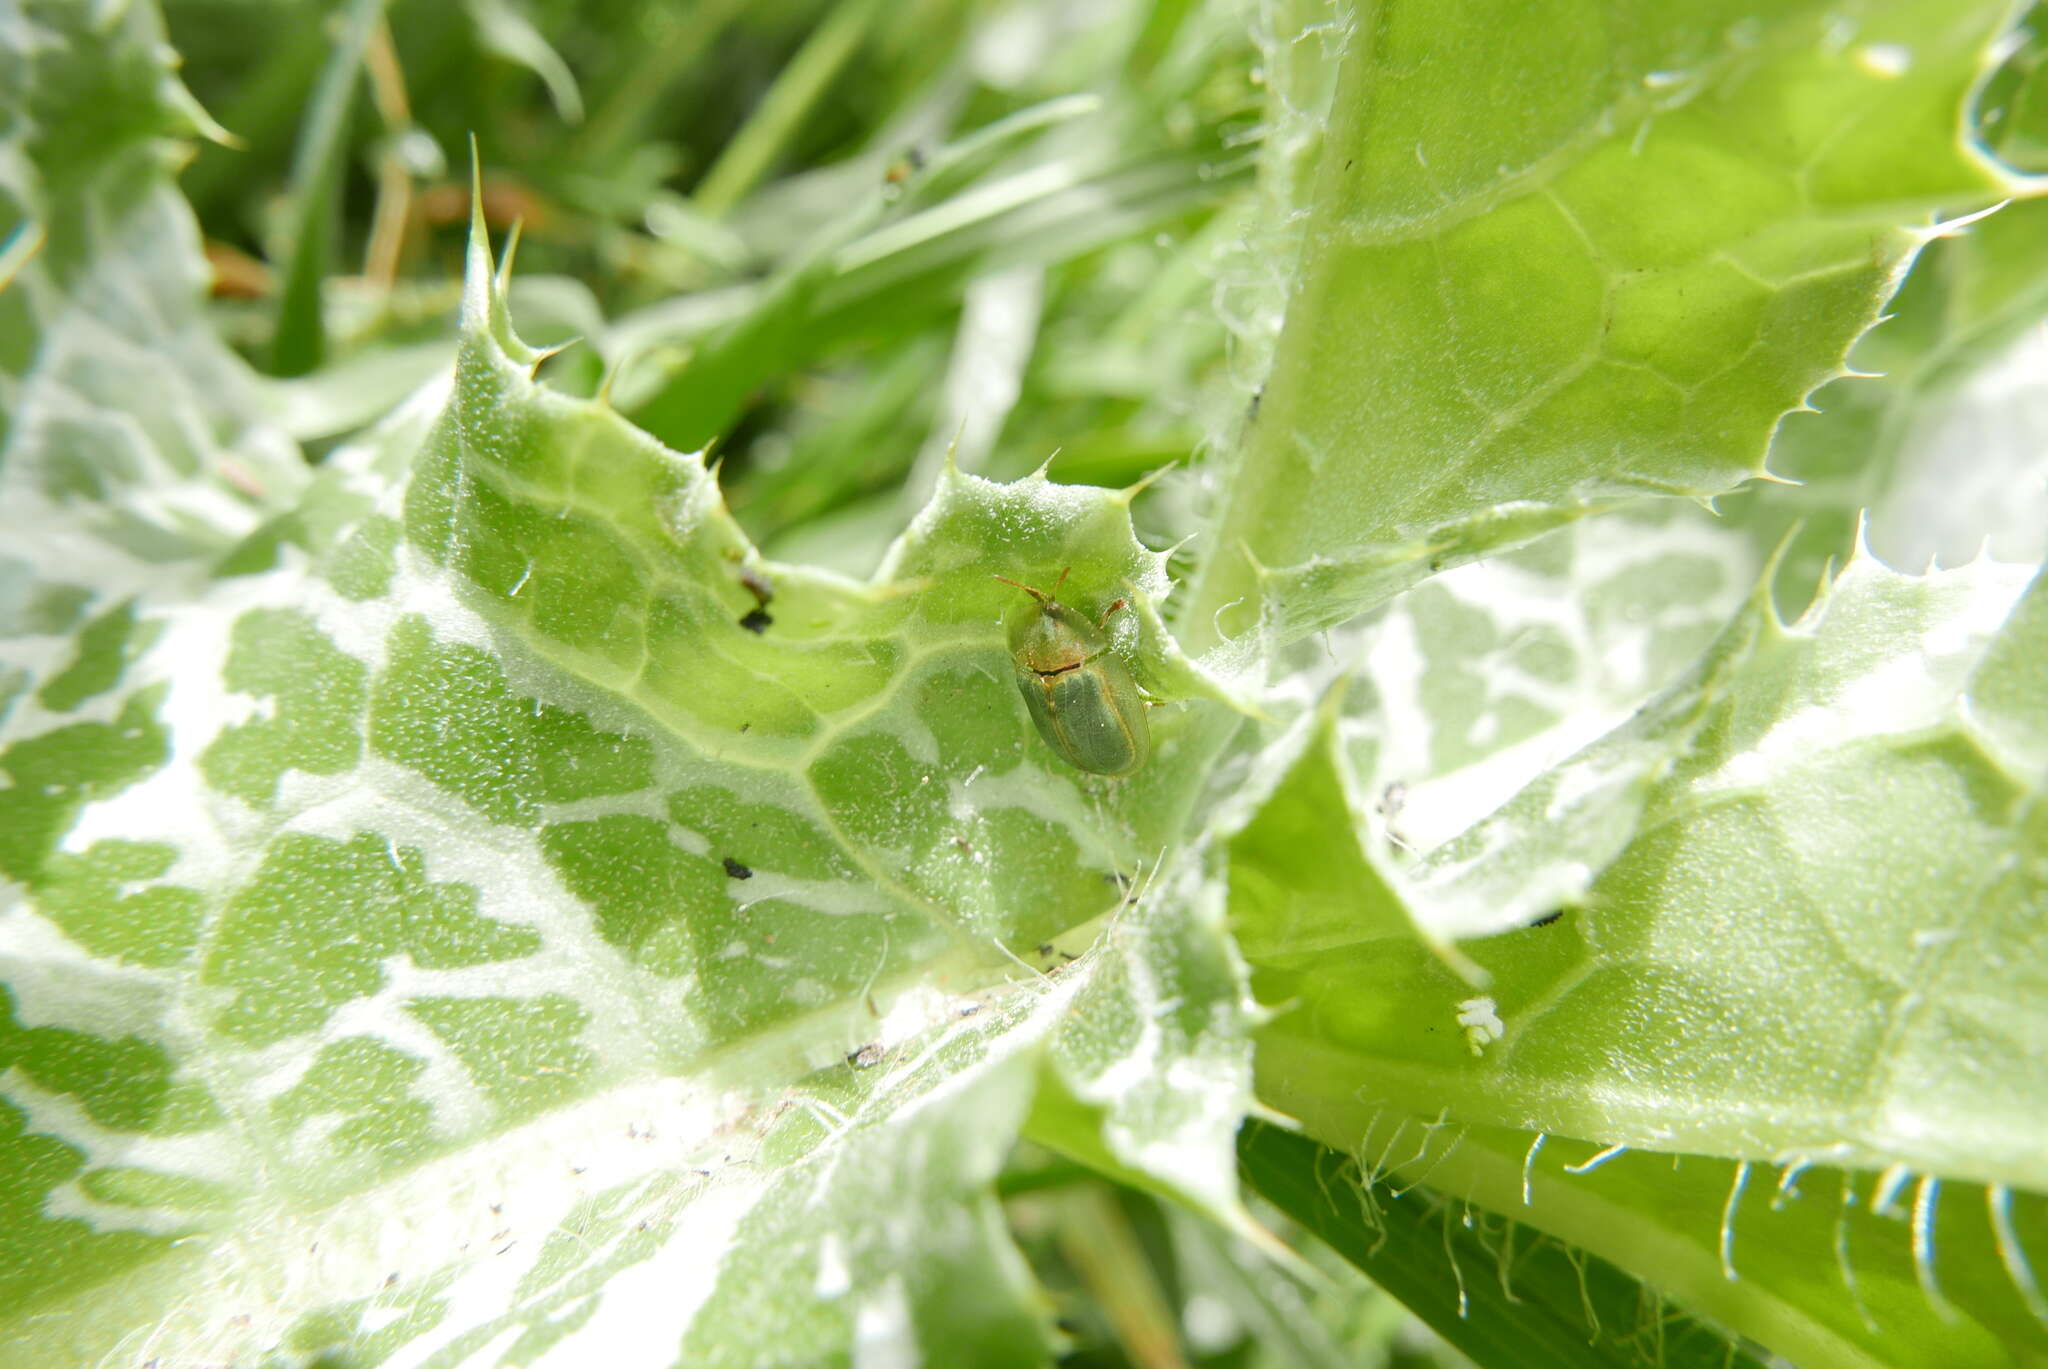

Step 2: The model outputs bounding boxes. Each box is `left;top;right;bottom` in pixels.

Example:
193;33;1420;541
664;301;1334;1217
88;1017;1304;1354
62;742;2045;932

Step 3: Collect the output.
722;857;754;880
739;607;773;634
1531;908;1565;927
848;1043;884;1069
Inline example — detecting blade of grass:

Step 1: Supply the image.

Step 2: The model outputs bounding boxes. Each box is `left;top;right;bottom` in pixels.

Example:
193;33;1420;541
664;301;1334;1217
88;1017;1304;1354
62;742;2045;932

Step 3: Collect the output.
691;0;890;218
361;17;414;288
270;0;384;377
726;333;945;538
900;261;1043;509
893;94;1104;206
623;144;1240;449
569;0;748;168
462;0;583;123
1056;1186;1190;1369
1238;1121;1771;1369
819;149;1242;314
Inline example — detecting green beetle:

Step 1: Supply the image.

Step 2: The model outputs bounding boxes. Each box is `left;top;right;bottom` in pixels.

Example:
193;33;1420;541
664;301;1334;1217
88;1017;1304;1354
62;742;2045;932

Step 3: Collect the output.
994;570;1150;777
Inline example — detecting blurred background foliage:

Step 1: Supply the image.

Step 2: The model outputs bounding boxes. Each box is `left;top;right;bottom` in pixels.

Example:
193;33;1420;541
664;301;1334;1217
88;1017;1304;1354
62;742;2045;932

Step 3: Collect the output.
169;0;1273;577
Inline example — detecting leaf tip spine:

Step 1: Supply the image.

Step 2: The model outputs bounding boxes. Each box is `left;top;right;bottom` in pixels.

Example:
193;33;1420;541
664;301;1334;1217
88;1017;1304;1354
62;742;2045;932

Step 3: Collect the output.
1114;460;1175;506
461;134;496;333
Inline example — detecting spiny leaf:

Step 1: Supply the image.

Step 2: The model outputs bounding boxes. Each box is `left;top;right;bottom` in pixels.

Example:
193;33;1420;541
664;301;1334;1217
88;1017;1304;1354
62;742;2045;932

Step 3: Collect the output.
1184;0;2026;649
0;55;1260;1358
1253;551;2048;1193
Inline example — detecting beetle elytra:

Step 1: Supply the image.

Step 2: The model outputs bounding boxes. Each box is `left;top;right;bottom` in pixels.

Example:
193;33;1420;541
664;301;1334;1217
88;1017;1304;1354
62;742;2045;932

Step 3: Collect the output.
994;569;1150;777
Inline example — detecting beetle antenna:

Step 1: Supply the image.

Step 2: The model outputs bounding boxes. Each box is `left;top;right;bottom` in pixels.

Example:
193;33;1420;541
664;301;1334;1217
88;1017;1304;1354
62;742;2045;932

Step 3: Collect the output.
1053;567;1071;596
991;574;1046;603
1098;598;1127;630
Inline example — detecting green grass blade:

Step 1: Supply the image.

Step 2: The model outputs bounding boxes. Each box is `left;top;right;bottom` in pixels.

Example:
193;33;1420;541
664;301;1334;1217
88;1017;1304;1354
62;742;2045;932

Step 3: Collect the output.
568;0;747;166
1239;1120;1771;1369
269;0;383;377
691;0;889;218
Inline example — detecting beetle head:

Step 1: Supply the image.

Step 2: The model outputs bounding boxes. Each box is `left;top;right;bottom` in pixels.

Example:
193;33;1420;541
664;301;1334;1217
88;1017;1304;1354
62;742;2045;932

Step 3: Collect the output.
995;569;1101;670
